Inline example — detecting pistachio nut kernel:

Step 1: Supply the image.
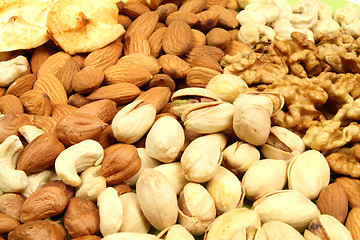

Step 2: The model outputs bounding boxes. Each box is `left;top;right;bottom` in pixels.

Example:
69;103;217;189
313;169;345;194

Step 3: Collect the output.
157;224;195;240
260;126;305;161
304;214;353;240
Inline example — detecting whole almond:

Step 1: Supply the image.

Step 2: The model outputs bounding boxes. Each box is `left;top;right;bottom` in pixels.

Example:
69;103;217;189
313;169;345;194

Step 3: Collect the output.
206;27;231;49
17;133;65;174
8;220;66;240
191;29;206;47
163;20;192;56
20;90;52;116
148;27;167;58
0;94;24;115
179;0;206;13
124;31;151;55
51;104;78;123
208;5;239;29
118;15;133;29
100;143;141;185
123;2;150;19
227;0;239;10
207;0;229;7
0;213;20;235
156;3;178;22
72;66;104;94
6;74;37;97
186;67;221;87
185;45;224;63
33;74;68;105
125;11;159;39
104;63;152;87
194;10;219;32
154;22;167;31
37;51;71;79
316;182;348;224
135;86;172;112
223;40;253;56
117;53;161;75
0;114;33;143
55;113;107;147
69;93;91;108
76;99;117;123
96;125;117;149
20;186;68;222
144;74;176;92
165;11;199;27
86;83;141;105
30;46;56;75
159;54;191;79
345;207;360;240
32;115;57;135
84;41;123;71
335;177;360;208
190;55;223;72
56;57;81;95
42;180;75;204
0;193;25;221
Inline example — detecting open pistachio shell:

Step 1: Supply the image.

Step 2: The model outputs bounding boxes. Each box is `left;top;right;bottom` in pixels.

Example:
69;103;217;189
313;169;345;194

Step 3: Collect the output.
246;92;284;116
157;224;195;240
262;221;305;240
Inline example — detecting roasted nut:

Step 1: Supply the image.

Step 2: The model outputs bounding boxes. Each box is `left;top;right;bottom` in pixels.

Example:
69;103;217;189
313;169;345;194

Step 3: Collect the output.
8;220;67;240
0;193;25;221
0;213;20;235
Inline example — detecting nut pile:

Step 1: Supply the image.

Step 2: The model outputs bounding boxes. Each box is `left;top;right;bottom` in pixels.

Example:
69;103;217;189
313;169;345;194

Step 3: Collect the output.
1;0;360;239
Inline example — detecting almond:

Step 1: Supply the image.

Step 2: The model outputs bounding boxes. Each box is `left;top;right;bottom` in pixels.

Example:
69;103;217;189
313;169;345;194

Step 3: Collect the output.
124;31;151;55
6;74;37;97
135;86;171;112
86;83;141;105
156;3;178;22
32;115;57;135
30;46;56;75
186;67;221;87
100;143;141;186
148;27;167;58
51;104;78;123
185;45;224;63
68;93;91;108
8;220;66;240
208;5;239;29
227;0;239;10
0;95;24;115
37;51;72;79
113;182;133;196
42;180;75;204
345;207;360;240
0;114;33;143
228;29;239;41
84;42;123;71
154;22;167;31
118;15;133;29
206;27;231;49
123;2;151;19
165;11;199;27
316;182;348;224
144;74;176;92
19;90;52;116
0;213;20;235
117;53;161;75
0;193;25;221
125;11;159;39
20;186;67;222
73;55;85;69
194;10;219;32
159;54;191;79
163;20;192;56
55;113;107;147
96;125;117;149
0;88;5;98
33;74;68;105
223;40;253;56
72;66;104;94
75;99;117;123
17;133;65;174
189;55;223;72
191;29;206;47
104;63;152;87
335;177;360;208
56;57;81;95
207;0;229;7
179;0;206;13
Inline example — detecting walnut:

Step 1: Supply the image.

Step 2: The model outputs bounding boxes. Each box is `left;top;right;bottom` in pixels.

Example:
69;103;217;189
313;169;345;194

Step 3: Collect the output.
326;144;360;178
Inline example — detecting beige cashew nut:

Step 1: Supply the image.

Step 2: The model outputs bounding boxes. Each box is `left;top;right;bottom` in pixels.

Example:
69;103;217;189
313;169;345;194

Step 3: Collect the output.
21;170;59;198
19;125;45;143
0;55;29;87
76;165;106;202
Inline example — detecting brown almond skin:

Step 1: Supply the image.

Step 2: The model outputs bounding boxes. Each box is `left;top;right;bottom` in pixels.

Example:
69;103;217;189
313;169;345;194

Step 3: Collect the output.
20;186;68;222
96;125;118;149
42;180;75;204
345;207;360;240
6;73;37;97
0;213;20;235
156;3;178;22
51;104;78;123
69;93;91;108
123;1;151;19
163;20;193;56
165;11;199;27
84;41;123;71
159;54;191;79
8;220;67;240
17;133;65;174
72;236;102;240
125;11;159;39
76;99;117;123
335;176;360;208
0;94;24;115
32;115;57;135
72;66;104;95
100;143;141;186
56;57;81;95
30;46;56;75
135;86;171;113
144;74;176;92
0;114;32;143
20;89;52;116
55;113;107;147
179;0;206;13
0;193;25;221
316;182;348;224
37;51;71;79
148;27;167;58
113;182;133;196
64;197;100;238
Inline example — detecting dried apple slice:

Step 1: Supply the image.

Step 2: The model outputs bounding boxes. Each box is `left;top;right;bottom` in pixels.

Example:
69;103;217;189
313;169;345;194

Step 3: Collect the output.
46;0;125;55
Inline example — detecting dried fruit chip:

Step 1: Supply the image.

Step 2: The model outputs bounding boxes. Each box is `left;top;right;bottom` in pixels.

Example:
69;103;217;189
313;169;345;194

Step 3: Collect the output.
46;0;125;54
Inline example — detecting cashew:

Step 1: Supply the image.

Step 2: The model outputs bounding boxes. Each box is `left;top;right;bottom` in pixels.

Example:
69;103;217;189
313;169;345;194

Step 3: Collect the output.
290;0;318;29
273;18;314;41
269;0;292;19
55;139;104;187
237;0;268;9
19;125;45;143
0;56;29;87
0;135;28;193
238;23;276;48
76;165;106;202
97;187;123;237
334;3;359;25
312;19;341;38
21;170;59;198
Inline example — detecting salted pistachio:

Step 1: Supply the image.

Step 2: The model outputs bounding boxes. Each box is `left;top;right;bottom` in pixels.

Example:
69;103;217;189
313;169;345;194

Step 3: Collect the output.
111;100;156;144
260;126;305;161
231;226;267;240
287;150;330;200
136;168;178;231
206;166;245;215
145;116;185;163
181;134;223;183
170;87;221;117
125;148;161;187
178;182;216;236
262;221;305;240
304;214;353;240
233;94;272;146
75;165;106;202
222;141;260;175
157;224;195;240
242;159;288;201
252;190;321;232
246;92;284;117
204;208;261;240
102;233;157;240
154;162;188;195
119;192;151;233
181;101;234;134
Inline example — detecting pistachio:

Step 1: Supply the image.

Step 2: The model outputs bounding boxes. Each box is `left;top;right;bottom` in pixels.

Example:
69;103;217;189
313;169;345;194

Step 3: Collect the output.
181;134;222;183
242;159;288;201
262;221;305;240
246;92;284;117
252;190;321;232
157;224;195;240
111;100;156;144
206;166;245;214
222;141;260;175
178;183;216;236
304;214;353;240
102;233;157;240
154;162;188;195
145;116;185;163
260;126;305;161
287;150;330;200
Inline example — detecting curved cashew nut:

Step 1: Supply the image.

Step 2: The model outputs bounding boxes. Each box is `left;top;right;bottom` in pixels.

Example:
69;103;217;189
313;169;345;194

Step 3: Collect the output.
0;56;29;87
55;139;104;187
19;125;45;143
273;18;314;41
97;187;123;237
290;0;318;29
334;3;359;25
76;165;106;202
238;23;276;48
21;170;58;198
312;19;341;38
0;135;28;193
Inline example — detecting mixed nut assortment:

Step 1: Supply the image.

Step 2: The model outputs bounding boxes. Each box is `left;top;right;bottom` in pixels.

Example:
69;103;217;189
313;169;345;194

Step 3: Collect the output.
1;0;360;239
